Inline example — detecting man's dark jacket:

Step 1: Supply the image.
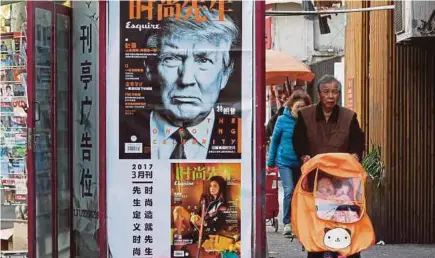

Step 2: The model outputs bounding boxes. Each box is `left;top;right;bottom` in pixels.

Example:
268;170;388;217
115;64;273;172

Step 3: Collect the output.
292;103;365;160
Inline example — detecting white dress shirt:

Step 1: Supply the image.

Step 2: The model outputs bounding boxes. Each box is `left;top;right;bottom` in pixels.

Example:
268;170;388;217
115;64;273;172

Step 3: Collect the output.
150;110;215;159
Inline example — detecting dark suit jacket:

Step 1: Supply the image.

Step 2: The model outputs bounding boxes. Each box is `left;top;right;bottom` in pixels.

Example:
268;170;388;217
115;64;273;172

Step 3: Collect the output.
119;107;241;159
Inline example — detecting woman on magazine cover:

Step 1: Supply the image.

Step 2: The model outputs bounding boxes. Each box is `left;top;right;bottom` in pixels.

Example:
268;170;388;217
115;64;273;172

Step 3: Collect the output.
173;175;229;241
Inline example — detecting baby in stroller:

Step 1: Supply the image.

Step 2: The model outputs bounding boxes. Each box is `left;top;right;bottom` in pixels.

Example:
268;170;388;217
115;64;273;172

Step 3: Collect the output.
316;177;359;223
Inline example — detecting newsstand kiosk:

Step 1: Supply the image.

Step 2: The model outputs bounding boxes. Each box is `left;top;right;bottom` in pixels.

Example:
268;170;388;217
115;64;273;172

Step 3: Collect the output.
2;1;266;257
1;2;104;257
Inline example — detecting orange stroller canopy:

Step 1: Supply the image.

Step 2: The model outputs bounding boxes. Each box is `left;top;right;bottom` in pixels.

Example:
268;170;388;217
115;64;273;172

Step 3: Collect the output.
291;153;375;256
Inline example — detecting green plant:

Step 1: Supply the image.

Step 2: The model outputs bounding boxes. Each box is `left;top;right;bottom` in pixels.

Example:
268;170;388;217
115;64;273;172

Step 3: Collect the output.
362;144;385;188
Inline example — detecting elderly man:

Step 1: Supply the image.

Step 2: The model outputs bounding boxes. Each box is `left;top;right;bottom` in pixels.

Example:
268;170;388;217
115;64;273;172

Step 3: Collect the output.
293;74;365;258
121;5;241;160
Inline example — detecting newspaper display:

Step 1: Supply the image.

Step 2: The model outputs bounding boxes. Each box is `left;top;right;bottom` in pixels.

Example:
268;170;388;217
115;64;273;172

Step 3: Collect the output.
0;26;28;209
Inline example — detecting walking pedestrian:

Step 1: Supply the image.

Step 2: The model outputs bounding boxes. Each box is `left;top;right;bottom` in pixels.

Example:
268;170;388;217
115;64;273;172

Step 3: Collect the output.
293;75;365;258
267;90;312;236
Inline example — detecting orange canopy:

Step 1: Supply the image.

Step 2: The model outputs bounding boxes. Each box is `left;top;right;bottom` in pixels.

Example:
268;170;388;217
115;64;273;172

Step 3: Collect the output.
266;50;314;85
301;153;367;179
291;153;375;256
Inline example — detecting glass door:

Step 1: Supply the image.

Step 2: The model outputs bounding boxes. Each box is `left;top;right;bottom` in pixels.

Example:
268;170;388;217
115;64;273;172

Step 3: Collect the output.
30;2;55;258
27;2;72;258
54;5;72;258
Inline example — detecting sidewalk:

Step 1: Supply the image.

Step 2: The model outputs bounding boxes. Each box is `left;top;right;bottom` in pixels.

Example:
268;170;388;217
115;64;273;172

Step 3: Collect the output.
266;181;435;258
267;227;435;258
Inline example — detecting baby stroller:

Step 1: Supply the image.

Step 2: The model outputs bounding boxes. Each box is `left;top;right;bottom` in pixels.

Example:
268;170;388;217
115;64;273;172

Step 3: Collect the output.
291;153;375;257
265;166;279;232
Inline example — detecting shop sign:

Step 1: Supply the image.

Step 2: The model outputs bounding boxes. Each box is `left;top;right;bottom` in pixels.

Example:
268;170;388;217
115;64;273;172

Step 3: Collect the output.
72;1;99;255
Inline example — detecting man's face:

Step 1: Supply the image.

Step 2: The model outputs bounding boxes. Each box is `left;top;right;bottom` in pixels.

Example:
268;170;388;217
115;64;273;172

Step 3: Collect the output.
149;35;231;125
318;82;340;110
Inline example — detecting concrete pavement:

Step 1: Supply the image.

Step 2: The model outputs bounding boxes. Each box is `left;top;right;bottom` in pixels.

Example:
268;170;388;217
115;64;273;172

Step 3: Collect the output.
267;226;435;258
266;181;435;258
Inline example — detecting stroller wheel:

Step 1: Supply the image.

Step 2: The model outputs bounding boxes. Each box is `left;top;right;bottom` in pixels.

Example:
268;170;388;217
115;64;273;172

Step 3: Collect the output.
273;218;278;232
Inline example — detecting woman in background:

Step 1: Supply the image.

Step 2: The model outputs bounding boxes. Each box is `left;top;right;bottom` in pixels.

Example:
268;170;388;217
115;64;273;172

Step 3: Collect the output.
267;90;312;235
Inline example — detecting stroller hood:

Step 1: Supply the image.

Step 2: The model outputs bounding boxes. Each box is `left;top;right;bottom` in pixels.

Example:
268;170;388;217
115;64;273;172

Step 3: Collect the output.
300;153;367;179
291;153;375;256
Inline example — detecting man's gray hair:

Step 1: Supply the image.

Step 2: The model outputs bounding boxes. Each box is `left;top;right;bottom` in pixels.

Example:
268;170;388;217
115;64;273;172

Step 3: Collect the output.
146;6;239;72
317;74;342;92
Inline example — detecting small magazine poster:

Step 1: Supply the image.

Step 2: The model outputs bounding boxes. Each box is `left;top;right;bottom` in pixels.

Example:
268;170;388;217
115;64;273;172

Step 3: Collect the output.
0;101;13;113
11;97;27;117
1;83;14;100
171;163;241;258
13;83;26;96
11;116;26;128
1;114;12;128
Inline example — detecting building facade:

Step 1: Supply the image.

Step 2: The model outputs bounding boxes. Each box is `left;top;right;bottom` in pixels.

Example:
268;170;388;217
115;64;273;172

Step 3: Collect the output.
345;0;435;244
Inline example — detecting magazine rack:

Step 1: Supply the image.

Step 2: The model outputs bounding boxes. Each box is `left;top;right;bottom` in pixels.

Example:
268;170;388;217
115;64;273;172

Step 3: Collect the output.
1;2;72;257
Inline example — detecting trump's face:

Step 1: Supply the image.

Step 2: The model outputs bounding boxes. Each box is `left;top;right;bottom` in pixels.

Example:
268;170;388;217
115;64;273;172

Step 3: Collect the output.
148;34;232;126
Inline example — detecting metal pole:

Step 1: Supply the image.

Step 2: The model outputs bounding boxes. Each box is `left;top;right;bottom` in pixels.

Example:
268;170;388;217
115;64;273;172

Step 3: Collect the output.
98;2;108;258
255;1;266;258
266;5;394;16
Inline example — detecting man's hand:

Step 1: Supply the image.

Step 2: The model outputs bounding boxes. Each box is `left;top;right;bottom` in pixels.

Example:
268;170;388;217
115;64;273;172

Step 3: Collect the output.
266;166;278;173
301;155;311;164
351;153;360;161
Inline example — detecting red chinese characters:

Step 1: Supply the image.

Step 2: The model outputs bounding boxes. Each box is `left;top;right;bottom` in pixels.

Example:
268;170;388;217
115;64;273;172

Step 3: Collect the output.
129;0;232;22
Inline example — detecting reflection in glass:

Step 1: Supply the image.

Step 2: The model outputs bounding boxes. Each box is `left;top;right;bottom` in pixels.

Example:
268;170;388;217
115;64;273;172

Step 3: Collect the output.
34;7;53;258
56;13;71;257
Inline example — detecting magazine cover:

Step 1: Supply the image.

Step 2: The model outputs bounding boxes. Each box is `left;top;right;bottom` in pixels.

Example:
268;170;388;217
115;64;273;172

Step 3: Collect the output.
0;39;14;60
14;132;26;145
0;160;9;176
12;68;25;81
9;159;25;176
11;145;26;159
171;163;241;258
13;83;25;96
0;68;14;81
118;0;243;160
0;146;10;158
0;101;13;113
11;96;27;117
2;131;15;146
11;116;26;128
1;83;14;97
1;39;13;53
1;114;12;128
